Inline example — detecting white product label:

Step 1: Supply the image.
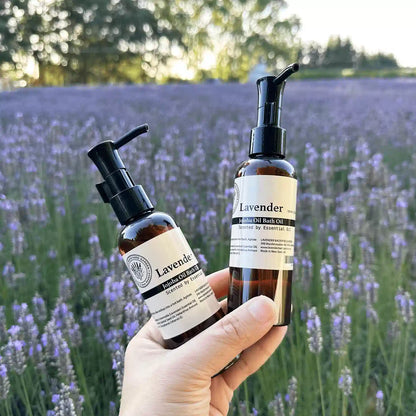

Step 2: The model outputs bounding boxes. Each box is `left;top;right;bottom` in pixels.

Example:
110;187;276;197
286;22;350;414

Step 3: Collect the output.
229;175;297;270
123;228;221;339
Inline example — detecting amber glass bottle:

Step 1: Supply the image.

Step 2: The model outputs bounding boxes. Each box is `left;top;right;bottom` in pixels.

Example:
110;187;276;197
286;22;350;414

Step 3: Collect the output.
88;124;223;349
228;64;299;326
118;211;224;349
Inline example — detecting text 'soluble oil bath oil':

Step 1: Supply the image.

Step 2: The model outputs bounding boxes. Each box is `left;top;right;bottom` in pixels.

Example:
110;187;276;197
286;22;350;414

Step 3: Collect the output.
228;63;299;326
88;124;224;349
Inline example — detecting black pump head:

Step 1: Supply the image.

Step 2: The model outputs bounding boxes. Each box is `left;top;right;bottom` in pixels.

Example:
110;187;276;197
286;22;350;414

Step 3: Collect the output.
249;63;299;157
88;124;154;225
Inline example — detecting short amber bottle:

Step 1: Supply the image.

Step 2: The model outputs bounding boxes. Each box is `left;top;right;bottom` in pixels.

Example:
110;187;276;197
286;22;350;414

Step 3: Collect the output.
119;211;224;349
88;124;224;349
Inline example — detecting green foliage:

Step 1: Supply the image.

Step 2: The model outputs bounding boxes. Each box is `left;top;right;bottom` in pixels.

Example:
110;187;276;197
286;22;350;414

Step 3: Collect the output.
356;52;398;69
322;36;355;68
301;36;400;71
0;0;299;84
199;0;300;81
293;67;415;80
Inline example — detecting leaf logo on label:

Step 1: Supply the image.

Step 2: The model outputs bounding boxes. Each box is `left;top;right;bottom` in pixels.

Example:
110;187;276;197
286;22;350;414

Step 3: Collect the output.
233;182;240;215
126;254;152;289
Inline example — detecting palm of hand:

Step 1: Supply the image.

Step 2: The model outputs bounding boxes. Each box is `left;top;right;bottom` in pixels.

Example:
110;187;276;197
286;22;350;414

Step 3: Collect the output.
120;269;287;416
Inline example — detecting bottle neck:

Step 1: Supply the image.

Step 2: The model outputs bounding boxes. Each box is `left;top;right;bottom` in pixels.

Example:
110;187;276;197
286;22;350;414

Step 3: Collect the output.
109;185;154;225
249;126;286;158
124;207;155;225
251;153;285;160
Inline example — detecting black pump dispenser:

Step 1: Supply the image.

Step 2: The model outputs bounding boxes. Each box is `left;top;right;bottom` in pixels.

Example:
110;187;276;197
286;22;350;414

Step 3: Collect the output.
249;63;299;158
87;124;154;225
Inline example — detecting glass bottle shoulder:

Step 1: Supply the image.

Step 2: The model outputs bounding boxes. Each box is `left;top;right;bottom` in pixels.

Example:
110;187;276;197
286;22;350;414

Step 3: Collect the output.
235;157;297;179
118;211;177;255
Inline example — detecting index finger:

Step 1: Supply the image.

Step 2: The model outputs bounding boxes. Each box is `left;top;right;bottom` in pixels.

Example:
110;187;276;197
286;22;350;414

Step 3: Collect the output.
207;268;230;299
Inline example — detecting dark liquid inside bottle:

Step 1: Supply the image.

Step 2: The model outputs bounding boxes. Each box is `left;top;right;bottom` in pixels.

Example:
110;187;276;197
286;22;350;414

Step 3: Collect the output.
164;308;225;349
228;268;292;325
119;211;225;349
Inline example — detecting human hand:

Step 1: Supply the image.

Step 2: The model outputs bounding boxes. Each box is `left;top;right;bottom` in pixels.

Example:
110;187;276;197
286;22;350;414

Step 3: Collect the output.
119;268;287;416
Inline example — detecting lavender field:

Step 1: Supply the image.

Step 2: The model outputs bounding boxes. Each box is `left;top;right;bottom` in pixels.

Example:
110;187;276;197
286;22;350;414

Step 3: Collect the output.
0;78;415;415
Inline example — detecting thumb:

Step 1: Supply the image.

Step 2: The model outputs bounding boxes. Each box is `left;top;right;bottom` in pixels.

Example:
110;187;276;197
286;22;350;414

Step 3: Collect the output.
175;296;278;376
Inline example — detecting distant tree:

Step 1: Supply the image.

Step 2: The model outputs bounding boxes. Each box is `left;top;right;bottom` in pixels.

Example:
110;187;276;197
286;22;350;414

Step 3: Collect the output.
322;36;356;68
1;0;300;84
51;0;186;84
156;0;300;82
0;0;64;82
0;3;14;68
303;42;323;68
208;0;300;80
0;0;184;84
357;51;398;69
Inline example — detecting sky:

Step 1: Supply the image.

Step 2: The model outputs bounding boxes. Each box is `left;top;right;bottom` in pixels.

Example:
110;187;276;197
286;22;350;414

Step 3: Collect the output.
284;0;416;67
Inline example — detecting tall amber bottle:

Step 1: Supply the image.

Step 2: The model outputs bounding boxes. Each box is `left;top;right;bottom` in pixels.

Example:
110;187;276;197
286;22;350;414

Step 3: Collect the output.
228;64;299;325
88;125;224;349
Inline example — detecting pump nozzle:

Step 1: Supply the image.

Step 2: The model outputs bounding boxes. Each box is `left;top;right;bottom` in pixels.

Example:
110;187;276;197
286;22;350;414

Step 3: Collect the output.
115;123;149;149
88;124;154;225
273;62;299;85
249;63;299;158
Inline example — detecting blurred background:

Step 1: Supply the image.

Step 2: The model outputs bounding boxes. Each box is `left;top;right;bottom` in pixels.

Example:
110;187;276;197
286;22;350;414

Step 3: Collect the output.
0;0;415;88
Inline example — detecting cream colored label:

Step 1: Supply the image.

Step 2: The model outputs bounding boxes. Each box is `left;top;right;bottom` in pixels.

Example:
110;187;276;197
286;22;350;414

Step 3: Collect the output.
123;228;221;339
229;175;297;270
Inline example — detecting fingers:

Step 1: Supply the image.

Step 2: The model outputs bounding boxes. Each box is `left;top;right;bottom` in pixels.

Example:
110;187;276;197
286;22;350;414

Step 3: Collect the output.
128;267;230;349
207;268;230;299
175;296;278;377
222;326;287;390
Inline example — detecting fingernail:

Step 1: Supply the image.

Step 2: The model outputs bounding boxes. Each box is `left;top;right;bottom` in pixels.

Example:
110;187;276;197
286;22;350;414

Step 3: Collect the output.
247;296;277;324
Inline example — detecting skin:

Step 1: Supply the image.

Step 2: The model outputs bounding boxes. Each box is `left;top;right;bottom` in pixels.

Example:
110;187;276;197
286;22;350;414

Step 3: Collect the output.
120;268;287;416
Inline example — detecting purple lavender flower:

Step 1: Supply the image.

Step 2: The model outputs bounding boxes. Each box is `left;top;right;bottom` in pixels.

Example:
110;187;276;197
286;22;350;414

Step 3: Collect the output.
42;321;75;382
123;302;139;340
306;307;323;354
52;383;78;416
287;376;297;416
331;307;351;355
0;362;10;399
32;293;47;322
338;366;353;397
395;288;414;324
301;252;313;290
80;263;92;277
268;393;285;416
112;346;125;395
320;261;335;296
109;401;117;416
4;339;27;374
56;206;66;216
376;390;384;415
82;214;97;224
2;261;16;286
193;248;208;273
0;306;7;343
52;300;81;347
390;233;407;263
88;234;99;245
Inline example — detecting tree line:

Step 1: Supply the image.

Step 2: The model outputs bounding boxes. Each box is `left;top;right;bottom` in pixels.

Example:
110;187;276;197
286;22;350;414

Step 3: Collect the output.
0;1;398;86
0;0;299;85
300;37;398;70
